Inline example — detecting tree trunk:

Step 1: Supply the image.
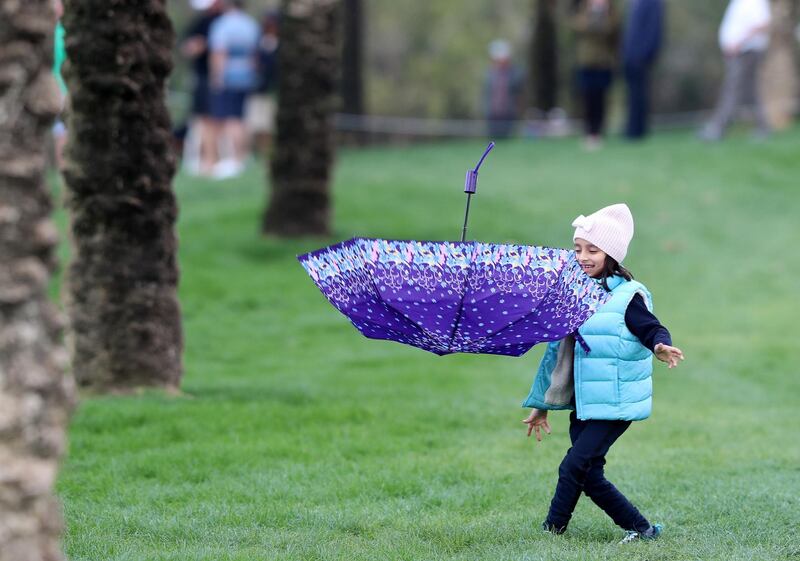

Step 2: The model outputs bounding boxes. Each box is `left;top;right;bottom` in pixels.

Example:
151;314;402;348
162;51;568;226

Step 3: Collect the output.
528;0;559;113
762;0;798;129
340;0;365;145
62;0;183;392
0;1;75;559
341;0;364;115
263;0;342;237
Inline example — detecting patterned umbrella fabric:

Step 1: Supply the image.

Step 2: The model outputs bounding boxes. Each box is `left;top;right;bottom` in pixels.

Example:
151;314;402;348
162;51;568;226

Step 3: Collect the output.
298;237;610;356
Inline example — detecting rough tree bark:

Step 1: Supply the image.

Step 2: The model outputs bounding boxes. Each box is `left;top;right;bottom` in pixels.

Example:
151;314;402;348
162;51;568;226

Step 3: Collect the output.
263;0;342;237
528;0;559;113
0;1;75;559
62;0;183;391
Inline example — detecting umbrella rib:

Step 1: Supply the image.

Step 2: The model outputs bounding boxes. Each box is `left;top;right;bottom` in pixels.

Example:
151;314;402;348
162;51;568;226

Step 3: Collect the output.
468;256;575;350
364;260;433;351
355;316;443;355
445;243;479;352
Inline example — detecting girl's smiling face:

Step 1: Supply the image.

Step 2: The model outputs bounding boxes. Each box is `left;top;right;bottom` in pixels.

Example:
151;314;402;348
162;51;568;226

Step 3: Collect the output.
574;238;607;278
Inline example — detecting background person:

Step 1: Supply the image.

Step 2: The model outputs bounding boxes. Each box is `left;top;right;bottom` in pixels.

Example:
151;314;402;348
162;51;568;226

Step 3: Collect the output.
699;0;772;141
571;0;621;150
209;0;260;179
181;0;224;176
622;0;664;140
52;0;67;170
483;40;524;140
245;10;280;158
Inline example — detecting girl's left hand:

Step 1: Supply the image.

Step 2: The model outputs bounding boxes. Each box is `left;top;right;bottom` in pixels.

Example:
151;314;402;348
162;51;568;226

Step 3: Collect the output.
522;409;551;442
654;343;685;368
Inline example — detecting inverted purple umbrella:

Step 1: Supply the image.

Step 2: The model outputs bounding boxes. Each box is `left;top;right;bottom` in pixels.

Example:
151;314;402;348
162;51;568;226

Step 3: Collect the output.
297;143;610;356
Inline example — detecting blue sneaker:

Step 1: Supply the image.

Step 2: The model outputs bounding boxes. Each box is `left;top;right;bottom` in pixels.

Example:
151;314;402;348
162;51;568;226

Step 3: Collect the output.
619;523;663;544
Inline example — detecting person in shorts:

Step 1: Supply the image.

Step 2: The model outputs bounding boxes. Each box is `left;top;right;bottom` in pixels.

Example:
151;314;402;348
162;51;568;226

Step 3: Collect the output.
181;0;224;175
245;10;279;157
209;0;260;178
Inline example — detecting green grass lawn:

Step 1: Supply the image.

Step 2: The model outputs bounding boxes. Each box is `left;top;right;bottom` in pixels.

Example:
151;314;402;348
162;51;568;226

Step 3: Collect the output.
57;129;800;561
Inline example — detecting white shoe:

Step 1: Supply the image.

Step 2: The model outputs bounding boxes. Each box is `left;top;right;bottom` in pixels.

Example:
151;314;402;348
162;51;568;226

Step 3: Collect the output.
212;158;244;180
583;136;603;151
619;523;663;544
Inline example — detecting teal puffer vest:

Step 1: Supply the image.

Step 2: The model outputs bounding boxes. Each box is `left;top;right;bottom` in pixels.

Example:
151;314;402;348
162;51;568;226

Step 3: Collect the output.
522;276;654;421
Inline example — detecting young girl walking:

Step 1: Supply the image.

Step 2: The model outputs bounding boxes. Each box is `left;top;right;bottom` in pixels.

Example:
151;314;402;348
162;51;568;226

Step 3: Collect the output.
522;203;684;543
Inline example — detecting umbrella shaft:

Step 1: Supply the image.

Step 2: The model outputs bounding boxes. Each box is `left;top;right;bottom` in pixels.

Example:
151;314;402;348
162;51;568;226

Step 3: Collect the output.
461;193;473;242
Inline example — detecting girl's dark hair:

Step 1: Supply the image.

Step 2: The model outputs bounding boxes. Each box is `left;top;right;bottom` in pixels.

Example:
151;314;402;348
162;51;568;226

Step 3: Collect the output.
599;255;633;291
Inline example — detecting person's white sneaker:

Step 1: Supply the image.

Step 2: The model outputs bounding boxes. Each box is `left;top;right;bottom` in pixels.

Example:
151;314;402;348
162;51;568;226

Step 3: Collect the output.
212;158;244;180
619;531;641;544
619;523;663;544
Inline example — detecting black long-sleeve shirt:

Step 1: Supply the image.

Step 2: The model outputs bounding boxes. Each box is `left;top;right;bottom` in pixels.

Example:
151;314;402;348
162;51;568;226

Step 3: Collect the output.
624;293;671;352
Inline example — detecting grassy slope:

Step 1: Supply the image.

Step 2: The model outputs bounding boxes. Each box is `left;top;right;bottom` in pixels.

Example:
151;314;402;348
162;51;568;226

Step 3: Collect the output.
58;129;800;561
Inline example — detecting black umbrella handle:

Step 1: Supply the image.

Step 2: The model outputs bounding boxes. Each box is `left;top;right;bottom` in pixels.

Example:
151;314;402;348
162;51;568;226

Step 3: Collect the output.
461;141;495;242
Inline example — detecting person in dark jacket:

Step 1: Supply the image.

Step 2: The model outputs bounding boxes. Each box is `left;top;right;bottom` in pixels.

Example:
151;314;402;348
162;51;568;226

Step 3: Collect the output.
622;0;664;140
245;10;279;157
571;0;621;150
181;0;224;175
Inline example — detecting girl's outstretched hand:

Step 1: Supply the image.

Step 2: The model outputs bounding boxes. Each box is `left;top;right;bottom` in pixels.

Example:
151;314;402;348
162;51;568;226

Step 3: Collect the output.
522;409;551;442
655;343;685;368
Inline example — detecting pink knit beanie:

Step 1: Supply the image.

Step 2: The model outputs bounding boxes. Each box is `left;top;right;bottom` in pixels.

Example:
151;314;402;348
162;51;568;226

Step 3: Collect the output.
572;203;634;263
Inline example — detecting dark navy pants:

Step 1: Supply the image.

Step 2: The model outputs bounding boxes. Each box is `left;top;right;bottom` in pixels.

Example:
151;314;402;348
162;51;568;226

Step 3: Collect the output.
624;63;651;139
545;411;650;532
577;68;613;137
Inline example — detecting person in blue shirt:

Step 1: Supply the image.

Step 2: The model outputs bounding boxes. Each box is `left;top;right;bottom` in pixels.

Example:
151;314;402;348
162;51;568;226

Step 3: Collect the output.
522;203;684;544
209;0;260;178
622;0;664;140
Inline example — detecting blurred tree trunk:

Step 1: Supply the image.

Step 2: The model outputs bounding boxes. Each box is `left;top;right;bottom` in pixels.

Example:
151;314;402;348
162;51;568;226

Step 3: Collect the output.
762;0;798;129
341;0;365;144
62;0;183;392
341;0;364;115
528;0;559;113
263;0;342;237
0;1;75;559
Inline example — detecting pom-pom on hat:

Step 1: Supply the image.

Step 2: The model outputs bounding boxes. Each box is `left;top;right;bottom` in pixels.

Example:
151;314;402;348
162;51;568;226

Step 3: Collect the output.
572;203;634;263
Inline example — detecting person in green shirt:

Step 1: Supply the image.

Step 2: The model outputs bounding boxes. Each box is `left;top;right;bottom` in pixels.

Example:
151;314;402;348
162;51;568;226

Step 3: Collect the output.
52;0;67;169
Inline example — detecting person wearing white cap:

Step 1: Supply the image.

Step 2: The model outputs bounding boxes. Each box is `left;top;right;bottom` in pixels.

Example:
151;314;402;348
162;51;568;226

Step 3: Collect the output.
522;203;684;543
699;0;772;141
483;39;524;139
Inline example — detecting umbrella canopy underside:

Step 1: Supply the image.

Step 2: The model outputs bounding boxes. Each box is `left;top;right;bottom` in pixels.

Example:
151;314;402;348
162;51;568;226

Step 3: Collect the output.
298;237;610;356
